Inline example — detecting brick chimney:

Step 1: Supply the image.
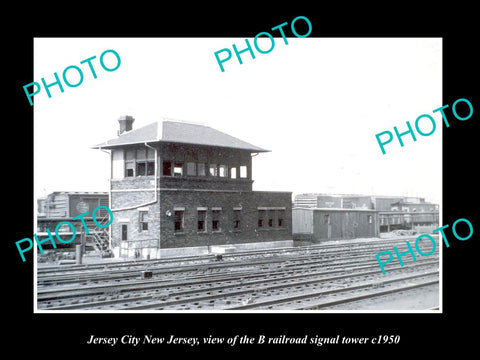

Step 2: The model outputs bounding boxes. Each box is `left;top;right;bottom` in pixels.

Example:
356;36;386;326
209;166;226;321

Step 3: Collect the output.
118;115;135;135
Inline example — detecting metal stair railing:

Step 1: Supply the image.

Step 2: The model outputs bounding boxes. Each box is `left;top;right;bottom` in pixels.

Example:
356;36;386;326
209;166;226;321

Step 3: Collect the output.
86;213;111;255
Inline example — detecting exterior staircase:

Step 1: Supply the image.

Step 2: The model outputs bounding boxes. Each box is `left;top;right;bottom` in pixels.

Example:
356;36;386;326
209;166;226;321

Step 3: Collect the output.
86;214;112;257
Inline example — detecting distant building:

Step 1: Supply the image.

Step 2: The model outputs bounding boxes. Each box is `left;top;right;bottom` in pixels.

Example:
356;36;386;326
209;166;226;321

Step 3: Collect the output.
390;199;439;213
380;199;439;232
341;195;374;209
37;191;109;220
294;193;332;208
36;191;109;251
93;116;292;258
293;193;439;236
316;195;343;209
294;194;429;211
293;208;379;242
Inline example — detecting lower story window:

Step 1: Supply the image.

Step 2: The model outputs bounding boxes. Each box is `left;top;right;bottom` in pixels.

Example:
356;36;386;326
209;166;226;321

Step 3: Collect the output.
277;210;285;227
121;224;128;241
198;210;206;232
233;209;241;229
212;209;221;231
258;210;266;228
268;210;275;227
258;208;286;229
139;211;148;231
174;210;184;232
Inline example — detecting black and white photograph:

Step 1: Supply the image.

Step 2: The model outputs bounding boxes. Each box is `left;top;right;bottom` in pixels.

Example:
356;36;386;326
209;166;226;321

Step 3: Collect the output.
7;6;478;356
33;36;442;312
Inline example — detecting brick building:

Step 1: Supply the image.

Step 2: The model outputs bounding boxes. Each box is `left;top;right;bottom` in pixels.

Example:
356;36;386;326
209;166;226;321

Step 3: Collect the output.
93;116;292;258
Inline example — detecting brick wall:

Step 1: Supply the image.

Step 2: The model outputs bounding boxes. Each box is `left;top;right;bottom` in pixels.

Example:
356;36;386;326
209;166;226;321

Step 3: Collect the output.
111;177;155;190
159;190;292;249
110;202;161;248
111;189;156;210
160;177;253;191
110;188;292;252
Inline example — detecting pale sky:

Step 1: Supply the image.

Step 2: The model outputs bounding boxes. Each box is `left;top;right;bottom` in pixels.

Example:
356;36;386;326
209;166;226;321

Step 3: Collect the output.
34;37;442;205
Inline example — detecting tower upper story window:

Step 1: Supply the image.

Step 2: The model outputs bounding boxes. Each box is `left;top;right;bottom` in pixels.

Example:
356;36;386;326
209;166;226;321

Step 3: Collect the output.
186;162;196;176
197;163;206;176
125;163;134;177
240;165;248;178
209;163;218;176
160;160;249;180
173;162;184;176
124;147;155;177
163;161;172;176
218;164;228;177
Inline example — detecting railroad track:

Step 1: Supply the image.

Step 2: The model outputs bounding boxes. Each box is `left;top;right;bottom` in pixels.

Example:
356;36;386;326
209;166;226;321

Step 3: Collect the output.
232;274;439;310
37;255;438;307
37;236;436;285
36;236;440;311
37;235;430;275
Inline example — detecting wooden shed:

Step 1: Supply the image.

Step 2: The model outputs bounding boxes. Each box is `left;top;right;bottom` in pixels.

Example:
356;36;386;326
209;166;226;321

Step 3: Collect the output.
293;208;379;242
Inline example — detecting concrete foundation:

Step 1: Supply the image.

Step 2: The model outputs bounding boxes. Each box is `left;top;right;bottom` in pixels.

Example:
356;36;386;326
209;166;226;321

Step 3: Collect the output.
113;239;293;259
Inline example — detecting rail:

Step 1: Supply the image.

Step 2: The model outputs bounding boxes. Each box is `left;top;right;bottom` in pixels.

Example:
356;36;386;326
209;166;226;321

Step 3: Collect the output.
36;237;440;311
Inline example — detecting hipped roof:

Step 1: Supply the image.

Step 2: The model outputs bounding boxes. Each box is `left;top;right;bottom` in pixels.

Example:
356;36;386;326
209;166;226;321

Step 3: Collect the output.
93;120;269;152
